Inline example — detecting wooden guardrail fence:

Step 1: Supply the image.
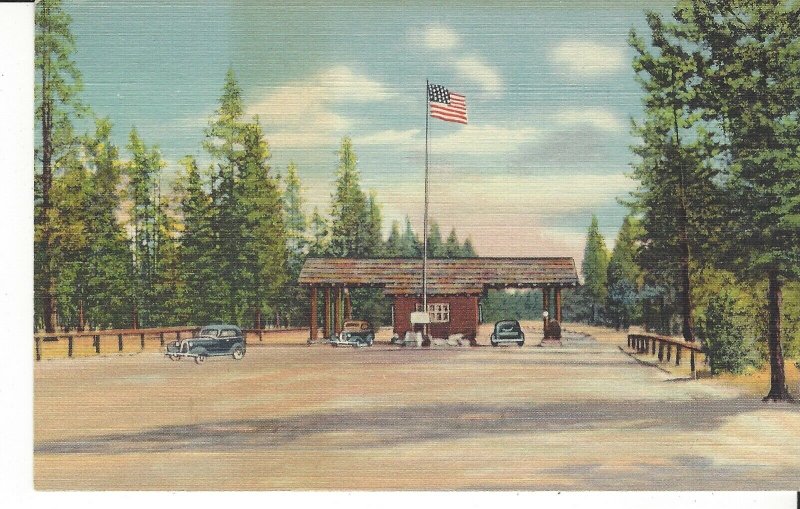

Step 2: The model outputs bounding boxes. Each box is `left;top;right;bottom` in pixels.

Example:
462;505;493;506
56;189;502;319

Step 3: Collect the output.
627;333;704;376
34;326;307;361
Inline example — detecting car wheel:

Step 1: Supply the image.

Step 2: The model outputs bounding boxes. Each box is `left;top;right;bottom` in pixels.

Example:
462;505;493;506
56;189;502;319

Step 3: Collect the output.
232;345;244;360
195;354;206;364
517;341;524;347
490;335;497;347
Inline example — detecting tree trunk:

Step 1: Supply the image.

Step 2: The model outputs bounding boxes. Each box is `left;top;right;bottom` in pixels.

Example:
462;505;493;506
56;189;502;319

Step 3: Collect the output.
764;270;793;402
77;298;86;332
254;307;262;330
40;63;58;333
131;300;139;329
677;201;695;342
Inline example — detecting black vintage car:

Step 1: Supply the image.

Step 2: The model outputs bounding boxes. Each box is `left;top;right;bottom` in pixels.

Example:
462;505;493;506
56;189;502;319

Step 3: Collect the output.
490;320;525;347
166;324;246;364
330;320;375;347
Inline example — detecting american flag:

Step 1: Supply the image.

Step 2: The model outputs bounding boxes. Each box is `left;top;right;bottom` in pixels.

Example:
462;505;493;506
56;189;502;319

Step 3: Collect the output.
428;83;467;124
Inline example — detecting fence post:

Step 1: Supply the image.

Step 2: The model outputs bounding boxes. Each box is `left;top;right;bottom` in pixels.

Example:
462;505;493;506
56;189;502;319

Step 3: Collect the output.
658;341;664;362
258;330;263;342
94;335;100;354
159;332;165;347
675;345;682;366
176;331;182;342
627;336;632;348
690;350;696;378
35;336;41;361
68;335;74;358
666;344;672;362
118;334;124;352
140;332;145;350
651;338;657;355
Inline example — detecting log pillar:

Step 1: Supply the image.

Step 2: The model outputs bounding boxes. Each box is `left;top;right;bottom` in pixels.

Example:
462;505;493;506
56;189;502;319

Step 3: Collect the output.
309;286;318;341
344;288;352;320
334;287;342;335
542;287;550;333
554;287;562;323
324;287;331;338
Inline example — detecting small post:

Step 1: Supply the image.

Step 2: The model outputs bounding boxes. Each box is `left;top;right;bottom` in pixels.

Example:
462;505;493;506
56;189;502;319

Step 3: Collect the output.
627;335;632;348
652;338;657;355
258;330;263;342
118;334;123;352
35;336;41;361
690;350;696;378
159;332;165;347
176;331;182;341
676;345;682;366
309;286;318;342
666;344;672;362
68;335;74;358
140;332;146;350
94;334;100;354
658;341;664;362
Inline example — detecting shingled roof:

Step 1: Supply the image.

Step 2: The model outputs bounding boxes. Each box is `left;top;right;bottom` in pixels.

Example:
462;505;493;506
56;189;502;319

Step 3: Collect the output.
299;258;578;295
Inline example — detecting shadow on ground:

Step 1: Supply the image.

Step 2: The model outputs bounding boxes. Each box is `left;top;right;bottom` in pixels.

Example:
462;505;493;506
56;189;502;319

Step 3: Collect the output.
36;396;789;456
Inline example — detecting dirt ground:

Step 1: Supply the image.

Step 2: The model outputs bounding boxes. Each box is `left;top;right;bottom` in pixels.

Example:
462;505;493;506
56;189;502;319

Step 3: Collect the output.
34;322;800;490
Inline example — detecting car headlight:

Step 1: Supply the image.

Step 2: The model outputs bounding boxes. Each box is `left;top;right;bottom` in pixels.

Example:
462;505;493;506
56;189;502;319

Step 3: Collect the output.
188;341;193;348
345;333;351;338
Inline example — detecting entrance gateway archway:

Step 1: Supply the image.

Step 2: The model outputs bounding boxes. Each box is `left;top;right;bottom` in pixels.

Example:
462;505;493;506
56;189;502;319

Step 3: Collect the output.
299;257;578;341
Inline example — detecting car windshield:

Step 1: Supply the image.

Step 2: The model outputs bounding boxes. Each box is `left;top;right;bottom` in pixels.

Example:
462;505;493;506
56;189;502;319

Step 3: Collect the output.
198;328;220;338
497;321;520;332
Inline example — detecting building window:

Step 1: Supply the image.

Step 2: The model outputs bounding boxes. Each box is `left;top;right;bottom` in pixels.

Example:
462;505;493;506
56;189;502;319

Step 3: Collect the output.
416;303;450;323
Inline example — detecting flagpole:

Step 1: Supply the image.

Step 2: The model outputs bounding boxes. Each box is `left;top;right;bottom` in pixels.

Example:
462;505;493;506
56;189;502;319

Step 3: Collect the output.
423;79;429;338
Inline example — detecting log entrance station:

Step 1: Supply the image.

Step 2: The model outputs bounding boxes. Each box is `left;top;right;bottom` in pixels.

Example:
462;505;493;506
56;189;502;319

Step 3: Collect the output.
299;257;578;341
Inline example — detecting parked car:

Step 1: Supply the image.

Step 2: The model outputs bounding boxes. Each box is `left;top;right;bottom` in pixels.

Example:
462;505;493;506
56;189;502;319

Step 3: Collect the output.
490;320;525;347
166;324;246;364
331;320;375;347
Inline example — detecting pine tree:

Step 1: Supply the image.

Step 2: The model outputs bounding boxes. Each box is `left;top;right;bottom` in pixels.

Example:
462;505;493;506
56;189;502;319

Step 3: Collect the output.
686;0;800;400
204;68;247;322
400;216;422;257
125;128;164;327
582;215;610;324
82;118;133;328
282;161;309;325
444;228;462;258
236;120;288;328
366;191;384;257
461;237;477;258
427;220;443;258
385;220;404;257
309;206;329;256
35;0;86;331
628;11;725;342
328;137;372;258
177;156;219;324
606;215;643;330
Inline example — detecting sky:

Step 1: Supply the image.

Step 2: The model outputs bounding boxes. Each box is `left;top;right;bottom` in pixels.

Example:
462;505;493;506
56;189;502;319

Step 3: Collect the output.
65;0;674;267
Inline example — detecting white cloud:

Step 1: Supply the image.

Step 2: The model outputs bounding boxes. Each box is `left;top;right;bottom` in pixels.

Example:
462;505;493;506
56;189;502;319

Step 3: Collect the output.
353;129;421;146
425;24;461;49
410;24;461;50
245;66;396;149
550;40;627;75
554;107;626;133
454;55;504;96
431;124;540;154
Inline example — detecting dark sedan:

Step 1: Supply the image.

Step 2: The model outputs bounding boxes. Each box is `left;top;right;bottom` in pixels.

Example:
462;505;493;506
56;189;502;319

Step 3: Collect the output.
490;320;525;347
166;324;246;364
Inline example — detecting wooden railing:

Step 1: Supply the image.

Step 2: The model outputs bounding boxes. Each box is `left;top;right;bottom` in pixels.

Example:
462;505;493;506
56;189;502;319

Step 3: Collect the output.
34;326;307;361
627;333;704;376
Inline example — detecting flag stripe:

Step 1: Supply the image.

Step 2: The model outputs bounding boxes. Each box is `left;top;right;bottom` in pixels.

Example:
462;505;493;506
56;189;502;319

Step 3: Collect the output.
430;108;467;123
428;83;467;125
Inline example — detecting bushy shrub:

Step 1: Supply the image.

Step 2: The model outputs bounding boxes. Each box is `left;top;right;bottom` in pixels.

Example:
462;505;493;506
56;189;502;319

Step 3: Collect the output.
702;292;756;375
